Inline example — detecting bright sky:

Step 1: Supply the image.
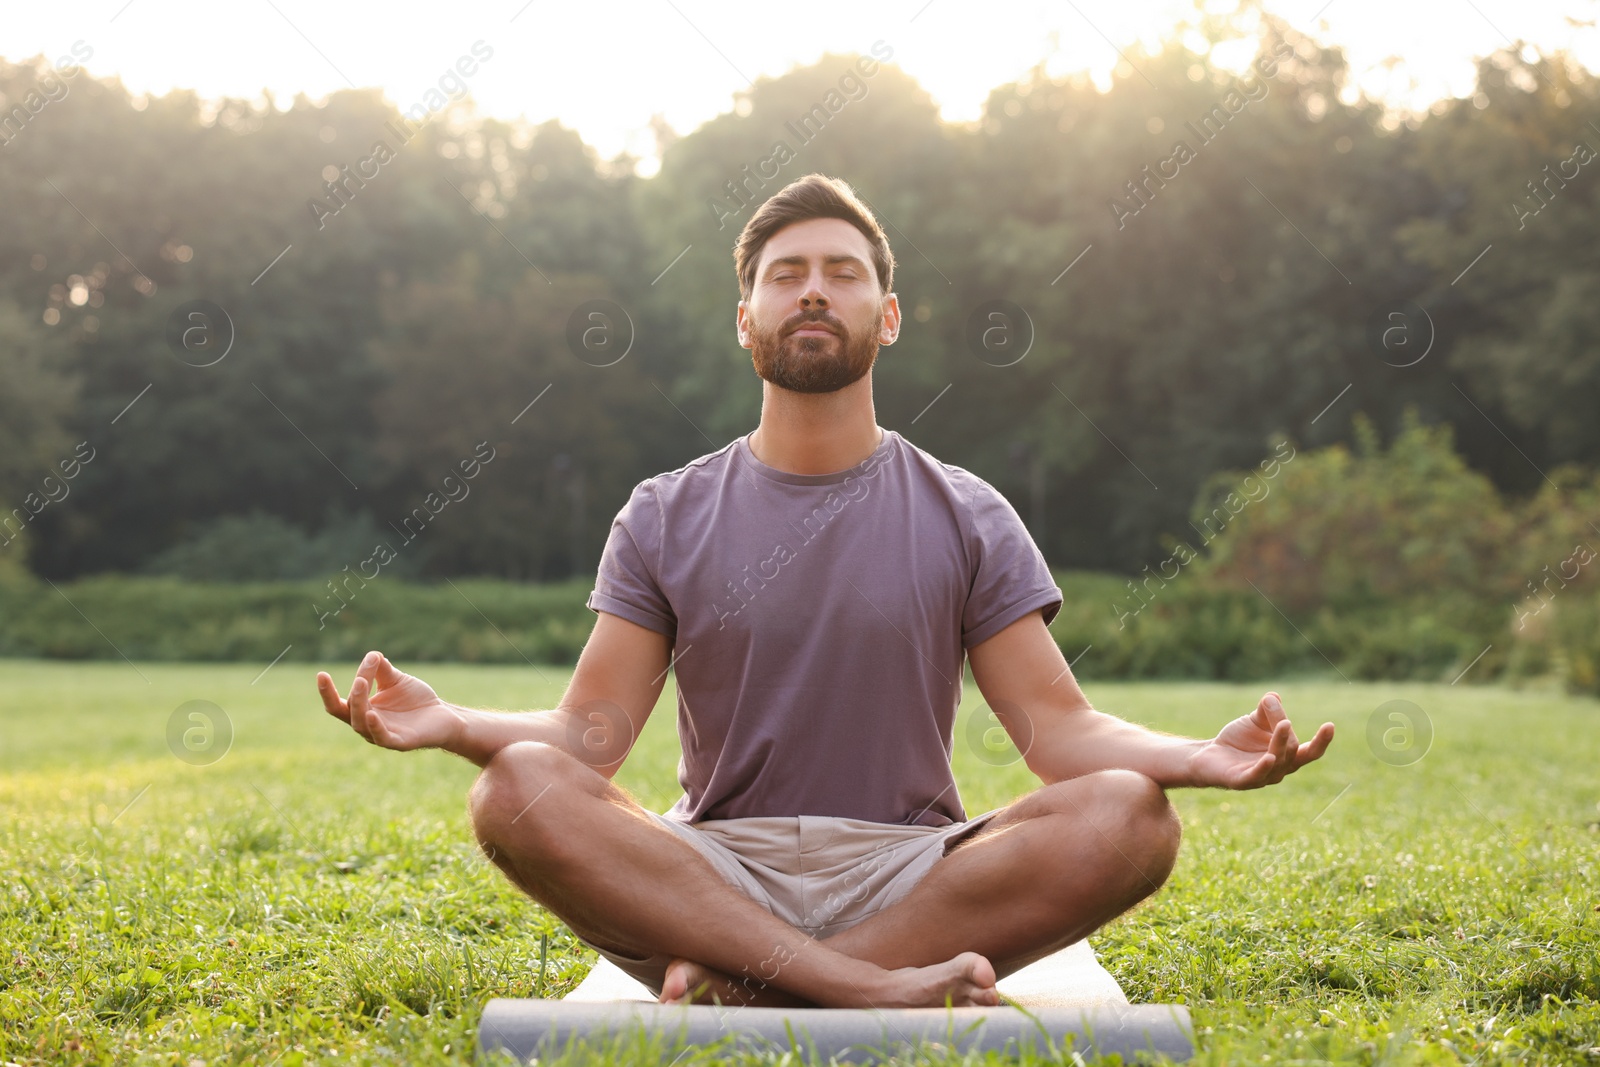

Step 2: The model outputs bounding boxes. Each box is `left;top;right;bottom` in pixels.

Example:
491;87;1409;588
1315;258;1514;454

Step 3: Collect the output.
5;0;1597;174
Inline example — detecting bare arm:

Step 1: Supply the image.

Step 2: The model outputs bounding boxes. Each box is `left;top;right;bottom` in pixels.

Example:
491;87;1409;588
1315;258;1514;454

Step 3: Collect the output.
316;610;674;772
966;610;1334;789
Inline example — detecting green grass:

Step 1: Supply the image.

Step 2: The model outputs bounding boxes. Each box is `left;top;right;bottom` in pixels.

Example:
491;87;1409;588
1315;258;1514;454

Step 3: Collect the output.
1;658;1597;1065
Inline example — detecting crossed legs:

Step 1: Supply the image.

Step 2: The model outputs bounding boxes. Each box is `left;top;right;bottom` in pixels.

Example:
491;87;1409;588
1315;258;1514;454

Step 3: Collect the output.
468;741;1181;1009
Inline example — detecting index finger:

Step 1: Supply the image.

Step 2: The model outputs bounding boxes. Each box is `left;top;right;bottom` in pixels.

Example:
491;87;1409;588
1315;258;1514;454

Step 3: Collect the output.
317;671;350;722
1290;722;1336;770
354;650;382;694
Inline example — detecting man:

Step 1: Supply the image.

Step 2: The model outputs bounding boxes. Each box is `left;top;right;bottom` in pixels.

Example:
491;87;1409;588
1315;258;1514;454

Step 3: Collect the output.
316;173;1335;1011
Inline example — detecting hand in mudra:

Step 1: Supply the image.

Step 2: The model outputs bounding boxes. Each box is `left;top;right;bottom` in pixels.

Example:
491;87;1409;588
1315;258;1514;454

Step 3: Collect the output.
316;650;460;751
1186;691;1334;789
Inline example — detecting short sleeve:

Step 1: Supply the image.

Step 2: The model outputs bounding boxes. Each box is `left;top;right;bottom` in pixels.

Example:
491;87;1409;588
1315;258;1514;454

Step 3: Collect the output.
960;476;1063;649
587;480;677;638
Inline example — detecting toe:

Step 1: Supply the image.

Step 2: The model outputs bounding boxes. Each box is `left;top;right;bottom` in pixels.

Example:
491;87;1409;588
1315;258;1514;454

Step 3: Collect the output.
659;959;687;1003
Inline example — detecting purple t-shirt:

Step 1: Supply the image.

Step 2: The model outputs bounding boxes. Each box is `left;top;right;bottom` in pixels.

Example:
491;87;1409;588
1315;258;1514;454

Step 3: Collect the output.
585;428;1062;827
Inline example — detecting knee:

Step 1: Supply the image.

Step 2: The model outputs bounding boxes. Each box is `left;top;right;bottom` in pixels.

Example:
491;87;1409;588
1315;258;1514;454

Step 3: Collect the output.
1103;769;1181;887
1058;769;1182;888
468;741;583;857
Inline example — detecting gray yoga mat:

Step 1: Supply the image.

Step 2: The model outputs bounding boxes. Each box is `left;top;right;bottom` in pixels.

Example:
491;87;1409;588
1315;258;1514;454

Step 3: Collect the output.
477;999;1195;1064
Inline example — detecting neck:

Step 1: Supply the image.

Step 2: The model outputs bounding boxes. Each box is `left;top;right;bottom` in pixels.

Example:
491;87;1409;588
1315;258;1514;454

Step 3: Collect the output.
749;377;882;476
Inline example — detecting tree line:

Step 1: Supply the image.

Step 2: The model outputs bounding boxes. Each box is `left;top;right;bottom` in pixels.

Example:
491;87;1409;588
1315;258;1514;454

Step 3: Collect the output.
2;8;1596;583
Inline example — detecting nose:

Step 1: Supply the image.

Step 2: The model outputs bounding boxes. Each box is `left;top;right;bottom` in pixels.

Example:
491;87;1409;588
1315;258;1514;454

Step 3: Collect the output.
799;283;829;310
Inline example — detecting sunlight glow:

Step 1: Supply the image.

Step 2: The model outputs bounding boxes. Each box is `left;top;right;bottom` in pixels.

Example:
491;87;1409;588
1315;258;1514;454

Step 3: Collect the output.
1;0;1595;173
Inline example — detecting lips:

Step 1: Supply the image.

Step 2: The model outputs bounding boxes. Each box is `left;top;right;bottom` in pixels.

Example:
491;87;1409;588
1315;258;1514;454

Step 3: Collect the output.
789;322;837;336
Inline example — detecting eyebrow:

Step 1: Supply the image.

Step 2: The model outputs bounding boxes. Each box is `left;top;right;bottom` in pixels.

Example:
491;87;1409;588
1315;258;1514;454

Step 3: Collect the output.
763;253;870;275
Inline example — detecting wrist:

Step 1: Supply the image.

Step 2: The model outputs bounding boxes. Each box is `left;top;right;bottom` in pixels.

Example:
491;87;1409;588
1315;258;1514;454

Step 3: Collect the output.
1168;737;1208;789
439;702;476;757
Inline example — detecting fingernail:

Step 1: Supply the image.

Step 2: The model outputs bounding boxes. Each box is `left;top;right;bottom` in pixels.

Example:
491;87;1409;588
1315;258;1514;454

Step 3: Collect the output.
1267;695;1281;710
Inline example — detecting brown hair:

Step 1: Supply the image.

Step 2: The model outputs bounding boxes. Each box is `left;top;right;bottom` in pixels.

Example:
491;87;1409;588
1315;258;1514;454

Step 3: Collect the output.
733;174;895;301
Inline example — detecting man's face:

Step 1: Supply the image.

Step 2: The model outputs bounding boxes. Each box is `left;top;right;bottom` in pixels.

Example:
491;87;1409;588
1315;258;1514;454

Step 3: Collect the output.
737;217;899;394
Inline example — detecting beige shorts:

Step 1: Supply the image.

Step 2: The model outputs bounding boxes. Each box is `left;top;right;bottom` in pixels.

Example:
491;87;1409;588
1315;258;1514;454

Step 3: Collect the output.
576;808;1004;997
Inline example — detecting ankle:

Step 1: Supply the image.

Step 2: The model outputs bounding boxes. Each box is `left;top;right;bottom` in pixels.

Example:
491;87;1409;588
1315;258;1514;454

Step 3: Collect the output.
837;959;896;1008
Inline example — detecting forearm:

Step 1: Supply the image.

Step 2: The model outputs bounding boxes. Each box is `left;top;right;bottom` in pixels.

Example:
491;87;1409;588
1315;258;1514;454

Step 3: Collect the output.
441;704;581;768
1024;707;1205;789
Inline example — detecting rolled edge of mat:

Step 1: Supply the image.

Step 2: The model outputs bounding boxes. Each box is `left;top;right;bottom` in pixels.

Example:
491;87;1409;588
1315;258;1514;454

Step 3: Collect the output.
477;1000;1195;1063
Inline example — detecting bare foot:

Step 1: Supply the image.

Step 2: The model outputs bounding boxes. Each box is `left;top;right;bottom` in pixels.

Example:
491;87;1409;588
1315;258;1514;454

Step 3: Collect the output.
659;952;999;1010
658;957;815;1008
875;951;1000;1008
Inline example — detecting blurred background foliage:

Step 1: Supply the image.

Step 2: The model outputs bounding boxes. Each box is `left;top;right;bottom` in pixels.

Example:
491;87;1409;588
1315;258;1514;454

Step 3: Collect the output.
3;7;1599;688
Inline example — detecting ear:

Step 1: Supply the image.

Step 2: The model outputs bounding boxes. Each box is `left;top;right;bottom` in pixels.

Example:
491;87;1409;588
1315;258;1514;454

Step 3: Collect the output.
878;292;902;345
735;299;753;349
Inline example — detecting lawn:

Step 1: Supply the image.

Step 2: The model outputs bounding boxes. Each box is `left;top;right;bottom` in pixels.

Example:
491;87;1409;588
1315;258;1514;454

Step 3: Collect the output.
1;658;1596;1065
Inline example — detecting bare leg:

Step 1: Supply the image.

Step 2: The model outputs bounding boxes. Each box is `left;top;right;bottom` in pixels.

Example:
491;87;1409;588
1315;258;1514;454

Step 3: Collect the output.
661;768;1181;1006
830;768;1182;971
468;741;1000;1009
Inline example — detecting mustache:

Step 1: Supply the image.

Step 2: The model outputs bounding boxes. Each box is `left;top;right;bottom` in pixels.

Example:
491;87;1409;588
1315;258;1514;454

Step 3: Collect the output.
780;310;846;336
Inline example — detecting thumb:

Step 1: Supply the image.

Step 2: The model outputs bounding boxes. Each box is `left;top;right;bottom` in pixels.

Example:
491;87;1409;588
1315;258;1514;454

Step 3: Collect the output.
1236;751;1274;789
375;653;404;687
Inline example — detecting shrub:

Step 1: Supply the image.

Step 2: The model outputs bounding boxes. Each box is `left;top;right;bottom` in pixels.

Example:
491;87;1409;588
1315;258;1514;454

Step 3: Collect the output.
1548;590;1600;696
0;575;595;665
139;509;424;582
1187;407;1516;614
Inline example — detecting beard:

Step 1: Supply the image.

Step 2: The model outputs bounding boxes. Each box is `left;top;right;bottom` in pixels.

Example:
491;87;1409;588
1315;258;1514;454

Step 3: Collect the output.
748;306;879;394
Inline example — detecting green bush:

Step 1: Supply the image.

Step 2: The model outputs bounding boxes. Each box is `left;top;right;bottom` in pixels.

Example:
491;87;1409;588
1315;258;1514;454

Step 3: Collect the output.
0;574;596;665
1050;578;1308;681
1050;574;1499;684
1047;397;1597;688
138;509;424;582
1547;590;1600;696
0;564;1581;688
1188;407;1516;613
